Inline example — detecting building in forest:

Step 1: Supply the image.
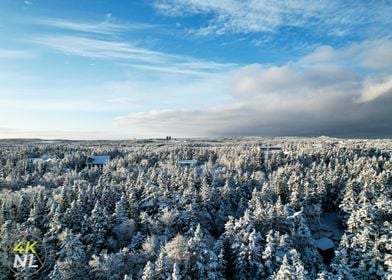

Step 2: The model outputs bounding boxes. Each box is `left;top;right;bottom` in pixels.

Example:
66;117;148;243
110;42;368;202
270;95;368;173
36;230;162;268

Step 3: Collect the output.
29;155;57;164
315;237;335;264
86;155;110;168
178;159;198;166
259;145;282;152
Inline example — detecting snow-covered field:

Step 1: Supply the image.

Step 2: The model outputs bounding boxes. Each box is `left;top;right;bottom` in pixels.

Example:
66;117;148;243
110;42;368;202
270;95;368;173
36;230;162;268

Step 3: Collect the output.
0;137;391;279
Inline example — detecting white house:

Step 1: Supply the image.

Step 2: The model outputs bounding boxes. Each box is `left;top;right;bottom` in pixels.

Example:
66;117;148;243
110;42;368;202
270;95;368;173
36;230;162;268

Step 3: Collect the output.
29;156;57;164
178;159;198;166
86;155;110;168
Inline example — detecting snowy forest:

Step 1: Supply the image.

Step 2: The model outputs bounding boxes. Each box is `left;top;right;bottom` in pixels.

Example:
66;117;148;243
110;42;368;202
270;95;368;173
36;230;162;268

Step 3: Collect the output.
0;137;391;280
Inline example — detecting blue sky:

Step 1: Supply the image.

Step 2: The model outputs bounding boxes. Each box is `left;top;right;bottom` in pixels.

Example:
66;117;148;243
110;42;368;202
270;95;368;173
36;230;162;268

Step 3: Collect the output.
0;0;391;139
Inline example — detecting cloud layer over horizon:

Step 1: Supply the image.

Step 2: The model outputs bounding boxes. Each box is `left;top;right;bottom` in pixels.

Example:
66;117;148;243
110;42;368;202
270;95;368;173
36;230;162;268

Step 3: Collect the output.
0;1;391;139
116;39;392;138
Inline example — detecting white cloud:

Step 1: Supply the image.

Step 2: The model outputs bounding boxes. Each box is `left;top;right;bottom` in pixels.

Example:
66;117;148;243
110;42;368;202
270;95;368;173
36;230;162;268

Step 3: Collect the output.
228;63;360;97
37;17;156;35
357;76;392;103
33;35;167;62
154;0;391;36
115;104;250;137
357;40;392;70
299;46;335;64
123;63;226;77
32;35;235;76
300;39;392;71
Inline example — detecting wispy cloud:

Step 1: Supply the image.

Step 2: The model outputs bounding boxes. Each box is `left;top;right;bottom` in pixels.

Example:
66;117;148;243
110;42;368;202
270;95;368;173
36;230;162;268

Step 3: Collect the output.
153;0;391;37
31;35;235;75
0;49;35;59
37;16;156;35
124;63;227;77
33;35;166;62
28;14;236;76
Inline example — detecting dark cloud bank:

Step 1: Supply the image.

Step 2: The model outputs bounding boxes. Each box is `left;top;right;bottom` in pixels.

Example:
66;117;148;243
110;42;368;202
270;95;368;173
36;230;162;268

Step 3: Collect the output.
117;40;392;138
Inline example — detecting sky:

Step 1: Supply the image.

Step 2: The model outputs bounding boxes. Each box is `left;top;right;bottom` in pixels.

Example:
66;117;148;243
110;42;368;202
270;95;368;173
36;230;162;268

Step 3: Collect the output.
0;0;391;139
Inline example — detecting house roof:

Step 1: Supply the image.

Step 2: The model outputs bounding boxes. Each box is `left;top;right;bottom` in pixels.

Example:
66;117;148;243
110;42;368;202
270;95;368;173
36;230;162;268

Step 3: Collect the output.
29;156;57;163
178;159;198;165
315;238;335;250
86;155;110;165
260;145;282;150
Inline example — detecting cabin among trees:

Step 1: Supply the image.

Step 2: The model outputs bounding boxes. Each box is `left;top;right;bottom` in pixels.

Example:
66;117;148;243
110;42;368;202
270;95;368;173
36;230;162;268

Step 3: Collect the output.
86;155;110;168
178;159;198;166
28;155;57;164
259;144;282;152
315;237;335;264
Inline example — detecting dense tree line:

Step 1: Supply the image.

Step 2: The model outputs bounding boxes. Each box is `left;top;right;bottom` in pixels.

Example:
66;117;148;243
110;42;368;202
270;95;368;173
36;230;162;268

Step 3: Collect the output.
0;138;391;279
